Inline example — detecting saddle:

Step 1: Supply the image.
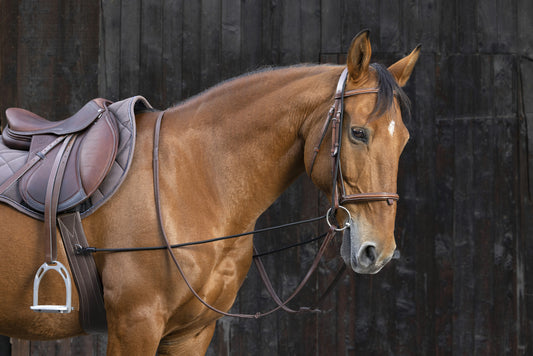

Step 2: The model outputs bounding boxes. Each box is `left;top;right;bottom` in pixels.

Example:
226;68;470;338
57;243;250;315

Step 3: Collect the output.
3;99;118;213
0;96;152;334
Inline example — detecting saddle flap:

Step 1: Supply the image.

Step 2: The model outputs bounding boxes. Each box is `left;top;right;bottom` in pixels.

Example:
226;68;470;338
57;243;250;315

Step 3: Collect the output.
18;109;119;212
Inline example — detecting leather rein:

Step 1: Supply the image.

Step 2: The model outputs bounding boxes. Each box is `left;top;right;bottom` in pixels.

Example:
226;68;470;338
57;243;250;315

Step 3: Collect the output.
81;68;401;319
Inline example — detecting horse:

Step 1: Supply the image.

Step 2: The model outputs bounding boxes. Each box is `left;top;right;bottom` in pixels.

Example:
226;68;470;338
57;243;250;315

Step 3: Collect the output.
0;30;419;355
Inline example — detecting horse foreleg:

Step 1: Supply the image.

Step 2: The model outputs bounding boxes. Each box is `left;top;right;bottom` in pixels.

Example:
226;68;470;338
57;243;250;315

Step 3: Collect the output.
105;310;164;356
157;323;216;356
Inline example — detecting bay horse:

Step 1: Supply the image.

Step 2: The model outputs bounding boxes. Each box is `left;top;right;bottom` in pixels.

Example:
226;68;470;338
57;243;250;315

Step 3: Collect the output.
0;31;419;355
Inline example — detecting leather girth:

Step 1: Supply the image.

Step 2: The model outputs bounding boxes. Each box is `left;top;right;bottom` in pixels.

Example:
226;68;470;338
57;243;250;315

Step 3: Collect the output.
58;212;107;333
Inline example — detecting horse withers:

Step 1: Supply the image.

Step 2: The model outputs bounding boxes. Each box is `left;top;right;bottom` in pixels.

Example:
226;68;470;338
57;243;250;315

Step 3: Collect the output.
0;30;420;354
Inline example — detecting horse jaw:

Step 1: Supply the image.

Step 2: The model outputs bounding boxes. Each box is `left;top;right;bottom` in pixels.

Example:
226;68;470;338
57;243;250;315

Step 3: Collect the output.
340;218;394;274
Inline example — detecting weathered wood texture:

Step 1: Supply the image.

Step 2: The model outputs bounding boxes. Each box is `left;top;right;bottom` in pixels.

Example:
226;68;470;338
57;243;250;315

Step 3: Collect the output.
0;0;531;355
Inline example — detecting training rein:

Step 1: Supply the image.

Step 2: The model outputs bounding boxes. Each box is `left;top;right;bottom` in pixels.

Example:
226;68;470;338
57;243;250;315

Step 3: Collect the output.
78;67;400;319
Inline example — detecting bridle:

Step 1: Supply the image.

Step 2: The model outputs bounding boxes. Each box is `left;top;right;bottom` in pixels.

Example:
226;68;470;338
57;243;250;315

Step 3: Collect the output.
80;67;401;319
309;68;399;231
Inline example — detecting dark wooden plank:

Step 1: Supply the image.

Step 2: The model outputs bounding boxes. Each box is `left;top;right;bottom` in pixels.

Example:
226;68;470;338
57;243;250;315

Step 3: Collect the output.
477;55;494;117
438;1;456;54
497;0;517;53
98;0;121;100
320;0;342;54
519;56;533;356
261;0;279;65
300;0;321;63
162;0;184;105
0;336;10;355
452;55;476;117
341;0;361;50
379;0;401;53
434;117;455;355
471;117;495;355
0;0;20;115
400;0;421;54
411;52;437;356
476;0;498;54
518;0;533;56
435;54;454;119
279;0;300;65
491;118;520;356
182;0;201;98
220;0;241;78
16;0;99;116
456;0;477;53
11;338;30;356
452;118;475;354
140;0;164;108
241;0;263;71
494;55;517;117
417;0;440;54
119;0;141;98
200;0;221;89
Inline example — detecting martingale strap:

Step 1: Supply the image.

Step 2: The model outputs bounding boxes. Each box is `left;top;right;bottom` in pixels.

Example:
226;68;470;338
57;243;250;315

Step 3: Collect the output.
153;111;341;319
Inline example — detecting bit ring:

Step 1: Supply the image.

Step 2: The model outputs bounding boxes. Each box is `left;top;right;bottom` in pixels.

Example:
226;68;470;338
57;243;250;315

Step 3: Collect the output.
326;206;352;232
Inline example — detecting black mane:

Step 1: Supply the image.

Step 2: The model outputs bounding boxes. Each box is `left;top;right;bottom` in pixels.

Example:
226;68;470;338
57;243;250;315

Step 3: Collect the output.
370;63;411;120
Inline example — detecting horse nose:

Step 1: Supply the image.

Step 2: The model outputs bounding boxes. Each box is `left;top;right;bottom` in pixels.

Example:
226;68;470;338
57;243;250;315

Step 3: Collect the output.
357;243;377;268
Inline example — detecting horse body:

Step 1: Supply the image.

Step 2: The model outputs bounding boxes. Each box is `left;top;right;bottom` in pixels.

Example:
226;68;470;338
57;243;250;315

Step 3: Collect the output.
0;31;419;354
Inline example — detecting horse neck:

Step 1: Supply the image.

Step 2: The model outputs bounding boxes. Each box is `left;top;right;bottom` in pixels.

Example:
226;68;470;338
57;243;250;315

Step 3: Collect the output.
163;66;338;231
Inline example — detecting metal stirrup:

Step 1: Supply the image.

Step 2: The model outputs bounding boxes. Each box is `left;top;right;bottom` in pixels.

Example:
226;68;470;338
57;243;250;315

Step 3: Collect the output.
30;261;73;313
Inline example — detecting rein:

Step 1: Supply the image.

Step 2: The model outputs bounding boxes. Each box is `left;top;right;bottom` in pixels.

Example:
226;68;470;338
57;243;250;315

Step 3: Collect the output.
79;67;400;318
152;111;341;319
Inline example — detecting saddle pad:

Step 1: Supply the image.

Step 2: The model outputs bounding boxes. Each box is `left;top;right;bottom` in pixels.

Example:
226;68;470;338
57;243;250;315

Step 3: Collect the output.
0;96;152;220
79;96;152;218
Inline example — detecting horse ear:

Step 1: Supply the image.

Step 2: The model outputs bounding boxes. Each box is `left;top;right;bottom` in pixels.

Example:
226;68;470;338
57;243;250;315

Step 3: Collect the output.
388;45;421;87
347;30;372;82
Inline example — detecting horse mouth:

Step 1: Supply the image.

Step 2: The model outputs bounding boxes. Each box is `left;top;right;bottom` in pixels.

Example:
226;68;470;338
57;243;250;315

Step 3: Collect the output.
341;223;394;275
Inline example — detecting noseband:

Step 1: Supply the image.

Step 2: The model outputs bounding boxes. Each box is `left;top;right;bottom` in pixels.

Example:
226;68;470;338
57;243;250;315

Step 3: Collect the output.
309;68;399;230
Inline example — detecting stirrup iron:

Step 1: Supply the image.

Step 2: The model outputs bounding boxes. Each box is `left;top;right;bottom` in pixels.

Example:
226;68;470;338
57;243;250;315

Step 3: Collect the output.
30;261;73;313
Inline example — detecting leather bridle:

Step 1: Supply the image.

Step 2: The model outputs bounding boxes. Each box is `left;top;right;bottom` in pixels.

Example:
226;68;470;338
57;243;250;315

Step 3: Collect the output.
309;68;399;231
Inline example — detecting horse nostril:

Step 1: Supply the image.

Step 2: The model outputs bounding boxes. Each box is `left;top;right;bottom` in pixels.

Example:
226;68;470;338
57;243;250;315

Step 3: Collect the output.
358;244;377;268
364;245;376;264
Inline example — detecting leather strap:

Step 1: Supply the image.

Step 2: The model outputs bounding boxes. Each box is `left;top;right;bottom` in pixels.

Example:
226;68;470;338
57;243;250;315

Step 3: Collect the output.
252;226;338;315
341;192;399;206
44;134;76;263
153;111;340;319
58;212;107;333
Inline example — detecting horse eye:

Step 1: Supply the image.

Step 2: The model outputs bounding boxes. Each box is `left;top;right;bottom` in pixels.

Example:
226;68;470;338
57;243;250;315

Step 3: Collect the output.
351;127;368;142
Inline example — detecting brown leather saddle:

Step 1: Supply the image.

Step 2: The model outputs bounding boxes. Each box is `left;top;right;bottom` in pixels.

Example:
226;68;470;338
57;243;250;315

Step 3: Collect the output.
3;98;119;213
0;96;152;333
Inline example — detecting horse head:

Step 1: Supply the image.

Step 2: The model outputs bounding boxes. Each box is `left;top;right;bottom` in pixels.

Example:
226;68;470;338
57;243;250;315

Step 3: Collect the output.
306;30;420;274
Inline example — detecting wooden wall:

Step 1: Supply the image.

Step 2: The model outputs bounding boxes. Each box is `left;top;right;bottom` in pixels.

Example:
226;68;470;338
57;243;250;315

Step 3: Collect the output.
0;0;532;355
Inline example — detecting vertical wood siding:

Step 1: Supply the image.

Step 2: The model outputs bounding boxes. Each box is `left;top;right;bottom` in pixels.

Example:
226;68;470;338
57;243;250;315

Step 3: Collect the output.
0;0;531;355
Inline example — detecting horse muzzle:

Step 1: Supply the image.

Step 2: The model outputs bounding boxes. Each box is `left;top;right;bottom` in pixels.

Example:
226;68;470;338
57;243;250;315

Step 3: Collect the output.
341;219;396;274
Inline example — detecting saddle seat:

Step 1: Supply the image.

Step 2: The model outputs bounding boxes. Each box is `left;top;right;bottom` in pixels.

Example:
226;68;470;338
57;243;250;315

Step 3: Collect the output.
3;99;110;150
